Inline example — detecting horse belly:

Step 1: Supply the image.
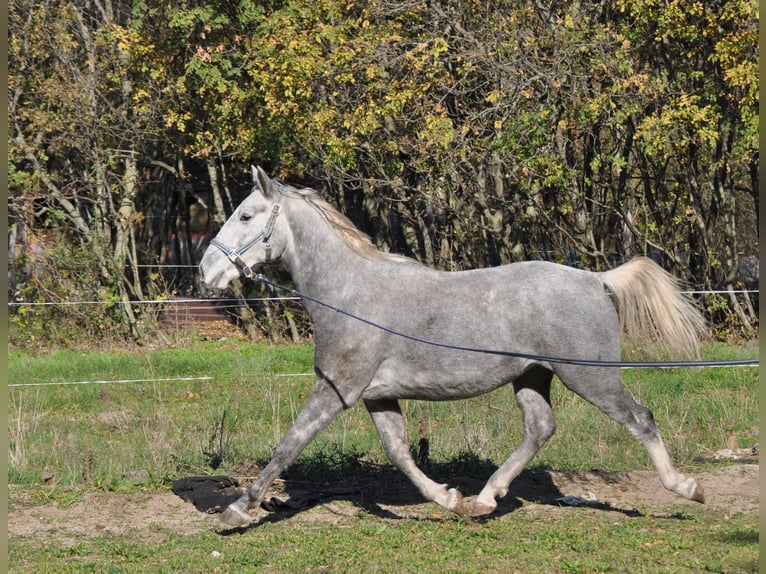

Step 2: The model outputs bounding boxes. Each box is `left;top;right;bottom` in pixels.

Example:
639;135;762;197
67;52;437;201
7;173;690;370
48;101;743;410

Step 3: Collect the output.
362;357;527;401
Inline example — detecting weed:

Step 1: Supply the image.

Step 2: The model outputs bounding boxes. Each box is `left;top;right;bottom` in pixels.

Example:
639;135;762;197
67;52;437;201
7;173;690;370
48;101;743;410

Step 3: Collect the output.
204;409;236;470
30;485;83;508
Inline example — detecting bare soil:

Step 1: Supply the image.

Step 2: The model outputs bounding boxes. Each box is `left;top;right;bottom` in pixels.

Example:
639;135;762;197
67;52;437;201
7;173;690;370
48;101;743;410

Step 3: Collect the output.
8;463;758;545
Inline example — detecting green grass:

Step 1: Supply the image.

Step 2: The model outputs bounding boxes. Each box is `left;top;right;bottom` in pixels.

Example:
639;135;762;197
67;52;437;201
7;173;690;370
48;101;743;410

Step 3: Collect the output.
8;341;758;486
8;341;759;573
8;502;758;573
8;341;316;485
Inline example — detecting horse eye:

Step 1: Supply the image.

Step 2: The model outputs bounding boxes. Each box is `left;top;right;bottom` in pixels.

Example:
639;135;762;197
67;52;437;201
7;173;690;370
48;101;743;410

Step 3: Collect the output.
240;214;252;222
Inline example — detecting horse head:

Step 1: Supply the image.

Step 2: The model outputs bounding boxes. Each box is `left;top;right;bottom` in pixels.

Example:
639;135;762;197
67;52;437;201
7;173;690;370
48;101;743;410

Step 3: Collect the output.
199;166;287;290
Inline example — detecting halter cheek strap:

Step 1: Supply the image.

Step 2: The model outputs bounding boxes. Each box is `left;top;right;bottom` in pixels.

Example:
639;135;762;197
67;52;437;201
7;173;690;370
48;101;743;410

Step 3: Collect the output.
210;201;282;279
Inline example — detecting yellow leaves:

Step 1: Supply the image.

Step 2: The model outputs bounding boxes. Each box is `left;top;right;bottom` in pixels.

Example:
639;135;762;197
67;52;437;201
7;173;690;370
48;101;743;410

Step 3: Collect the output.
365;65;379;81
723;61;758;102
615;73;650;95
164;110;192;133
404;38;448;76
431;37;449;55
194;46;212;64
419;105;455;151
485;90;502;104
635;92;721;160
709;4;758;109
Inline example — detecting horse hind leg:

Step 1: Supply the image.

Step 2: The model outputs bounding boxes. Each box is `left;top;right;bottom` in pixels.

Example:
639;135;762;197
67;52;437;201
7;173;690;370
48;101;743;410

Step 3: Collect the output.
472;368;556;517
642;430;705;503
364;399;465;515
622;403;704;502
560;367;704;504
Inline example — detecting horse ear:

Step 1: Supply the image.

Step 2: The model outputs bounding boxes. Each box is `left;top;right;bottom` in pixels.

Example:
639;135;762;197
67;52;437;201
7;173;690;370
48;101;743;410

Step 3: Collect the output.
252;165;275;197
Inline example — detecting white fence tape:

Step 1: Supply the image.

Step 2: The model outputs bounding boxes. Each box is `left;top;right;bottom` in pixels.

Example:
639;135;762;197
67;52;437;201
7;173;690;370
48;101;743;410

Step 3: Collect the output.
6;290;759;307
8;373;315;388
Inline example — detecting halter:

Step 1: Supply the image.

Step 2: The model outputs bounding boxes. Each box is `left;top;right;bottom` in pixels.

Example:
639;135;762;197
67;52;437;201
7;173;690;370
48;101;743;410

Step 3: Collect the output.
209;196;282;279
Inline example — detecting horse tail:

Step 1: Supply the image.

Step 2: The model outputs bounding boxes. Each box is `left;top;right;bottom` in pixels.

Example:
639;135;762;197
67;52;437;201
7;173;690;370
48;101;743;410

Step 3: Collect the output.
599;256;707;360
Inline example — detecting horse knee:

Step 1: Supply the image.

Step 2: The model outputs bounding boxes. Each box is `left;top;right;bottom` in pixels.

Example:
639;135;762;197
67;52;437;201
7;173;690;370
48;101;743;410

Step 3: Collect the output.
541;416;557;441
531;416;556;446
522;408;556;448
516;386;556;447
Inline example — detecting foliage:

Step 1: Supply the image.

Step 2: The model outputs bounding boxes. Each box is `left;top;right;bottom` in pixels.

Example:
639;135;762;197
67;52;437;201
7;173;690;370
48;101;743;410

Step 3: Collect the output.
8;0;759;347
8;230;128;349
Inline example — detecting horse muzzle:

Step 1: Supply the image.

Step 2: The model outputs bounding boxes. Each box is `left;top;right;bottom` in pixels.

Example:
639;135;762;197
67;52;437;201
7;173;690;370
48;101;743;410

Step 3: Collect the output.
199;252;237;290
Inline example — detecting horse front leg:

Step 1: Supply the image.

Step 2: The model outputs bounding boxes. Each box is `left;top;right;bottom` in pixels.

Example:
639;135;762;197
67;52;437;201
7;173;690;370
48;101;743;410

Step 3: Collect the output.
220;377;353;526
364;399;465;515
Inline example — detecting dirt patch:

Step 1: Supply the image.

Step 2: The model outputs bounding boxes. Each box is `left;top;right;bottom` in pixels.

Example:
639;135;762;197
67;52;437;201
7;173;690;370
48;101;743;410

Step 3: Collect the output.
8;464;758;544
8;489;213;547
537;464;759;517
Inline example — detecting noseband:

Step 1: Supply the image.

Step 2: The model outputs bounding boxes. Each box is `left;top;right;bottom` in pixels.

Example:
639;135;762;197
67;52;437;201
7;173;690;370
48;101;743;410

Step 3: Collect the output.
210;196;282;279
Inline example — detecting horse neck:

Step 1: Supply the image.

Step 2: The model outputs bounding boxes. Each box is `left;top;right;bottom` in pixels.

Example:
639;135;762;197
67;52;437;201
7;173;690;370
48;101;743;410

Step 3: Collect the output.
281;200;374;297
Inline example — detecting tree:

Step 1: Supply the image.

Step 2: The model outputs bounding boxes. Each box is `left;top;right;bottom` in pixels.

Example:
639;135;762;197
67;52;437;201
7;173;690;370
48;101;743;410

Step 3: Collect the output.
9;0;158;338
8;0;758;346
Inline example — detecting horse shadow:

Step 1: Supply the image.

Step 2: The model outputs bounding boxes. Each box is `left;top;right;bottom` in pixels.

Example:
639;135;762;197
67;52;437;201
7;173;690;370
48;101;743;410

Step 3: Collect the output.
185;450;654;535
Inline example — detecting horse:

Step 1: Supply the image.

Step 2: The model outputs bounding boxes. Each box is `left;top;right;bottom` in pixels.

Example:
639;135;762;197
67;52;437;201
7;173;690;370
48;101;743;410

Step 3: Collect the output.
199;166;707;527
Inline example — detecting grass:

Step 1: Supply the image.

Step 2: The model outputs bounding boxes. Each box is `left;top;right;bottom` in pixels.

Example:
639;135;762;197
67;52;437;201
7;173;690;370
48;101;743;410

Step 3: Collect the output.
8;500;758;573
8;341;758;486
7;340;759;573
8;341;316;485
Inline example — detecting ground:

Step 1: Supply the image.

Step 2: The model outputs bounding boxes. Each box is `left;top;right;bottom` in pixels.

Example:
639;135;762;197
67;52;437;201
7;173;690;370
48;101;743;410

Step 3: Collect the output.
8;463;758;545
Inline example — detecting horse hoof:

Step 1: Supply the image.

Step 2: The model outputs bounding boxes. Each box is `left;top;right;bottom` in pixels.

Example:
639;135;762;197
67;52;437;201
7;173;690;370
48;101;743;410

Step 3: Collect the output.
470;501;496;517
445;488;465;516
691;483;705;504
220;504;252;526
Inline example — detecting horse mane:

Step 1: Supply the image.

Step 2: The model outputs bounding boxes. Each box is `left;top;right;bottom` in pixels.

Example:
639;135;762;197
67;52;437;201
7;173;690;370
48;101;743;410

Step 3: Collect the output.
288;187;411;263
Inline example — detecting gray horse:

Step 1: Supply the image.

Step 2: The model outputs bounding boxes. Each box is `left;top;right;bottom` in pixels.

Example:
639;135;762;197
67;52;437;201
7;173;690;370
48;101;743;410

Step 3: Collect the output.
200;166;706;527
